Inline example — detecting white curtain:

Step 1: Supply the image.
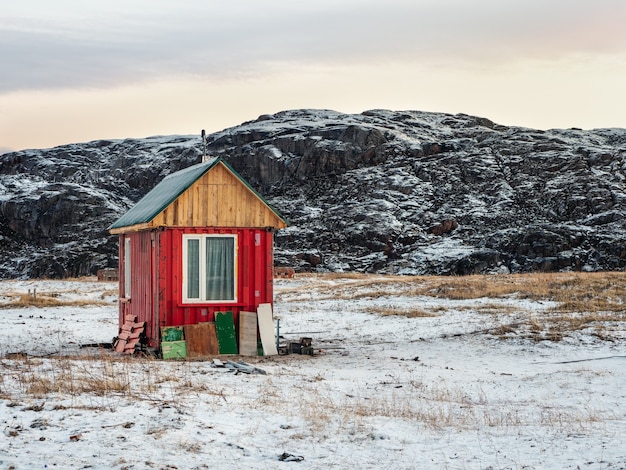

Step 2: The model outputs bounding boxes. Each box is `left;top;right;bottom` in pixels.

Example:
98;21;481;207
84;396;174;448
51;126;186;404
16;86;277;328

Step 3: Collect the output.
205;237;234;300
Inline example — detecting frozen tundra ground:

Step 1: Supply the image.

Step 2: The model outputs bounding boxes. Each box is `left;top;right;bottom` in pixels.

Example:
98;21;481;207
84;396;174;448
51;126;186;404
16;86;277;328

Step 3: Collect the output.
0;273;625;469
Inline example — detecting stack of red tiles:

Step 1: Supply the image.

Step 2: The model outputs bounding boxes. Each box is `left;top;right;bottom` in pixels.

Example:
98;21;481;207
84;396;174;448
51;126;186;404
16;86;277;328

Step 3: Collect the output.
113;314;146;353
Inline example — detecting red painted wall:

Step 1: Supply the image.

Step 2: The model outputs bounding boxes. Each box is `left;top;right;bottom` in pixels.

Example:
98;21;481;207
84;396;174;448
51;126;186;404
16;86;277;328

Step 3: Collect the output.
119;227;275;348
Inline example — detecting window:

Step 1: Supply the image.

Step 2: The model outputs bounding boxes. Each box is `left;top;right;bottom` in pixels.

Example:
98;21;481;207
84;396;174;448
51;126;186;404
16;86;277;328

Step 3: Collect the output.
183;234;237;303
124;237;131;299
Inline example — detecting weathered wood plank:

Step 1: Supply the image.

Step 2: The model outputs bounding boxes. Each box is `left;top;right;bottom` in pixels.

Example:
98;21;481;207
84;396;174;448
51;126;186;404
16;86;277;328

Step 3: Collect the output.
239;311;258;356
204;322;219;355
191;183;199;226
184;323;212;358
257;303;277;356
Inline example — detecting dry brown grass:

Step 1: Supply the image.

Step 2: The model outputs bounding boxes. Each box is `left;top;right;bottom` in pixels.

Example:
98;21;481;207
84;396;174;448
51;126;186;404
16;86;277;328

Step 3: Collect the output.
288;271;626;304
430;271;626;306
364;305;438;318
518;310;626;342
3;355;132;399
0;292;109;308
0;352;233;409
282;271;626;342
456;303;523;315
242;373;603;433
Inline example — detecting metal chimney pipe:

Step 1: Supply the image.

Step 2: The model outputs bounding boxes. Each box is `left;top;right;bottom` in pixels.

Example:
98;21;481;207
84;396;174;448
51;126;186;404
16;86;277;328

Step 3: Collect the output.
201;129;207;163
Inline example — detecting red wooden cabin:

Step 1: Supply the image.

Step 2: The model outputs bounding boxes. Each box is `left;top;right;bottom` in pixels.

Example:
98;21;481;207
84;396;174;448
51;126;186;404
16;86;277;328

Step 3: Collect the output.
108;157;288;349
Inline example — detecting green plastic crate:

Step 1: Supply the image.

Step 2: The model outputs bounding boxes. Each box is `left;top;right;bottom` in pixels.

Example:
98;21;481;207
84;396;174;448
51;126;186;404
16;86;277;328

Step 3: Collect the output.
161;340;187;360
161;326;184;342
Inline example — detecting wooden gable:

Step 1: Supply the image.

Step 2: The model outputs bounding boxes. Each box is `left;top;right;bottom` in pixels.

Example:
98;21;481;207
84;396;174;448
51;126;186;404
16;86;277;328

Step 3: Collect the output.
151;161;286;229
109;159;287;234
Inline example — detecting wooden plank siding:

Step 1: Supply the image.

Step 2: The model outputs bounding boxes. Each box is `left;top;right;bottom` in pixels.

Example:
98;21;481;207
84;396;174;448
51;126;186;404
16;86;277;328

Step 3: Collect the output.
149;162;286;229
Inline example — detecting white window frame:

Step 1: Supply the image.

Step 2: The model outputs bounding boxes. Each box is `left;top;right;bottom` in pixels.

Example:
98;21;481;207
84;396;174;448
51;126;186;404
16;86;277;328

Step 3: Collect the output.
182;234;238;304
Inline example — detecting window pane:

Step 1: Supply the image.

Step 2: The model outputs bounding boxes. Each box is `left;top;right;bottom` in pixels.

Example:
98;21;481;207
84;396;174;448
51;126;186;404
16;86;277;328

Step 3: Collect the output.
187;239;200;299
205;237;234;300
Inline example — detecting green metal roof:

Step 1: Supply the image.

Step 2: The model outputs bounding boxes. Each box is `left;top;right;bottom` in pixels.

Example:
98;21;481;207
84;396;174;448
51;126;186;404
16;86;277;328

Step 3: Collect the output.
109;157;219;230
108;156;287;231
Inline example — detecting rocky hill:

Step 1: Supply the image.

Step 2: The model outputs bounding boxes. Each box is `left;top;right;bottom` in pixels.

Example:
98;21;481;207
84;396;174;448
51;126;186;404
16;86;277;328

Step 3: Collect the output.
1;109;625;278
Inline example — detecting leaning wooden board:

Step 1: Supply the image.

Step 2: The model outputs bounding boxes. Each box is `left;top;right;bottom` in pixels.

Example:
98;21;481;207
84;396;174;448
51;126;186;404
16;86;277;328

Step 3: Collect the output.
257;303;277;356
183;324;204;357
239;311;258;356
204;322;219;355
184;323;218;358
215;311;238;355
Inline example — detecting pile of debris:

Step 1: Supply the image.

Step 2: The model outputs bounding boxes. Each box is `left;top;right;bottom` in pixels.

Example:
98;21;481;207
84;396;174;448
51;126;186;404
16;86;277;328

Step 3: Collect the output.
279;336;314;356
211;358;266;374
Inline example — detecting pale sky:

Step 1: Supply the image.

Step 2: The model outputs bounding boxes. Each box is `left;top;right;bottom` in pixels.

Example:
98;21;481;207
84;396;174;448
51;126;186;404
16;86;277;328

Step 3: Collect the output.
1;0;625;153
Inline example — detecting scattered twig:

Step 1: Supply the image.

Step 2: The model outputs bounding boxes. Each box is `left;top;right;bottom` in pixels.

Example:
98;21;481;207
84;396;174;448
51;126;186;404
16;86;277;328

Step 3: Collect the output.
101;422;134;429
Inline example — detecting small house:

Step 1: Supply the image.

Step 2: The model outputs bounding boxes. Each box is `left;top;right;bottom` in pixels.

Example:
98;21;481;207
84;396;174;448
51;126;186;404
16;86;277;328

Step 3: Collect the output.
108;157;288;350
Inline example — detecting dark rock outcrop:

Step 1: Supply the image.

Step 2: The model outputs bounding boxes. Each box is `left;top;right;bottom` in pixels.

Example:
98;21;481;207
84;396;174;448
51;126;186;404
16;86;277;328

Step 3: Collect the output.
1;109;625;278
428;219;459;236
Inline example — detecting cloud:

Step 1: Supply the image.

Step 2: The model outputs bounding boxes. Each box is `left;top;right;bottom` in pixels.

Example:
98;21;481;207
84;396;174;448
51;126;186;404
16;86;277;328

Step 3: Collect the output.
1;0;625;94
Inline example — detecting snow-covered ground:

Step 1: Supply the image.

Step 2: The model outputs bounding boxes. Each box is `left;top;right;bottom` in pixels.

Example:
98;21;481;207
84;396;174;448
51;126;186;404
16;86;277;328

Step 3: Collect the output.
1;275;625;469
